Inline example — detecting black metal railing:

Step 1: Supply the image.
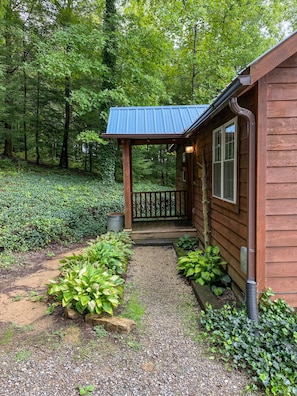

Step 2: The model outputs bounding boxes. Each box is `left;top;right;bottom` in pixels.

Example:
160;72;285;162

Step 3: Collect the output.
132;190;187;220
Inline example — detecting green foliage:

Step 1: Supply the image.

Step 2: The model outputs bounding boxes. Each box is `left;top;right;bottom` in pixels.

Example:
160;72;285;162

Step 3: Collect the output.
120;284;145;327
47;231;133;316
14;349;32;362
60;231;133;277
130;145;176;186
0;0;294;171
200;289;297;395
0;326;14;346
177;245;227;290
93;325;108;339
0;164;124;255
176;234;197;251
47;264;124;315
78;384;95;396
76;131;108;145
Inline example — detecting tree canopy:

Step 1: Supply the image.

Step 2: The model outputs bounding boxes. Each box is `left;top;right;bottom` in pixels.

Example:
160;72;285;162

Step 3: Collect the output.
0;0;296;181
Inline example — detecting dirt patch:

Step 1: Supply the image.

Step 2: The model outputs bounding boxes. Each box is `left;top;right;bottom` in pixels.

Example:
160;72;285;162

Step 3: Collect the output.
0;242;87;332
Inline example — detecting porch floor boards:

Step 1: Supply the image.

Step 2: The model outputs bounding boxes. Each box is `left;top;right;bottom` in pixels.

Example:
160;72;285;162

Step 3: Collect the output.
129;220;197;245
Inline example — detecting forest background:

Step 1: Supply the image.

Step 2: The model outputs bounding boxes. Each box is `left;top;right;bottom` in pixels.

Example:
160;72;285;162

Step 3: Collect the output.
1;0;297;185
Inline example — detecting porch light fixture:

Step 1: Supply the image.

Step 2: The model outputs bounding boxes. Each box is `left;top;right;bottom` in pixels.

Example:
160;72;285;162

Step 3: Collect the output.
185;145;194;154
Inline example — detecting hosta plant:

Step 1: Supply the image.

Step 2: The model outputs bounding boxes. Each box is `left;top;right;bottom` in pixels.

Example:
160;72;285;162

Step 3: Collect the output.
177;245;228;293
47;264;124;315
59;232;133;277
176;234;197;251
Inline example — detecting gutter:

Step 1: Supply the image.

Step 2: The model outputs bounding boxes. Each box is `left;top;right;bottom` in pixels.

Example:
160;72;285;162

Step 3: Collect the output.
229;97;258;322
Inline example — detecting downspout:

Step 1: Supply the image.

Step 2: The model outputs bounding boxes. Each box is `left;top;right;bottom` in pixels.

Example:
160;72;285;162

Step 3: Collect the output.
229;97;258;322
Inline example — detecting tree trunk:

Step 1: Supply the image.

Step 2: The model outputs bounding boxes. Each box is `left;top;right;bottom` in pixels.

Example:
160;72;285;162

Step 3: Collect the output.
23;65;28;161
35;71;40;165
59;76;70;168
3;124;13;157
98;0;118;181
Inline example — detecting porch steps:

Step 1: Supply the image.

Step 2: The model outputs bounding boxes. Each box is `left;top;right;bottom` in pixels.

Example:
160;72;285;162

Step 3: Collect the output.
129;221;197;245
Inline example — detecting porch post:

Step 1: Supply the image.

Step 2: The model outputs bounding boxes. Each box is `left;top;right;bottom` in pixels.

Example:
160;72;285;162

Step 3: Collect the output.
122;139;133;230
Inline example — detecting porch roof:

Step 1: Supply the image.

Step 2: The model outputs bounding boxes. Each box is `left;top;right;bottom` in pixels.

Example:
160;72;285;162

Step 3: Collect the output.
104;105;208;141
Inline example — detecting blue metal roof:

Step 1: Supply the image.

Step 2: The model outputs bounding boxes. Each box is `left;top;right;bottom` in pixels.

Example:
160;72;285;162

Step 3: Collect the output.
105;105;208;137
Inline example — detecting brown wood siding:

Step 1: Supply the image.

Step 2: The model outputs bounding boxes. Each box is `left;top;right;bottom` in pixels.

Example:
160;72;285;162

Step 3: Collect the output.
256;76;268;293
192;107;250;291
264;52;297;306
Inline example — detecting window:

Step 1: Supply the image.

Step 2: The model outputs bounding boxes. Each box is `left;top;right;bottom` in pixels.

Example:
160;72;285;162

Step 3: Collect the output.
212;118;237;203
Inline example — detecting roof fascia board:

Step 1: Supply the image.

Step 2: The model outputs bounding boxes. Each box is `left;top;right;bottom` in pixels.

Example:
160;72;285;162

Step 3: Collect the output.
249;30;297;83
102;133;184;140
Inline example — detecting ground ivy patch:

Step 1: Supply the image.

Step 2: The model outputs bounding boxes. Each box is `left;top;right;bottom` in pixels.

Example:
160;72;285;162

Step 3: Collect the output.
0;170;124;255
200;289;297;395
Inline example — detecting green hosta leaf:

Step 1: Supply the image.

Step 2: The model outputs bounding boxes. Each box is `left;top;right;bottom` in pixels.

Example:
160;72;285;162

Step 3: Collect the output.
107;297;119;306
62;291;74;306
186;268;195;277
79;294;91;307
47;283;62;295
102;288;113;296
212;267;223;276
78;266;87;277
74;301;85;314
95;305;103;315
88;300;96;312
102;301;113;315
211;286;223;296
95;299;103;308
197;278;205;285
201;271;211;281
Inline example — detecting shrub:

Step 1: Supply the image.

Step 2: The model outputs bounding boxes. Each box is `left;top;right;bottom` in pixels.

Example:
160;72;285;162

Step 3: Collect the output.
47;232;133;316
47;265;124;315
176;234;197;251
200;289;297;395
60;232;133;277
177;245;229;295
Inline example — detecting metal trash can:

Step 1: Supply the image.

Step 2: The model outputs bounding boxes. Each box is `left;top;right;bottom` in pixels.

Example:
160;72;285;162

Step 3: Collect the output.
107;212;124;232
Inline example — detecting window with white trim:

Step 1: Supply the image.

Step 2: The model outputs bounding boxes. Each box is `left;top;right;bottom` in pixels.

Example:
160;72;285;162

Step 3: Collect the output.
213;118;237;203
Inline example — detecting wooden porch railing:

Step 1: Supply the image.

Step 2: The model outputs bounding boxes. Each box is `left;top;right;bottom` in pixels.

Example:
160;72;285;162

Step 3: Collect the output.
132;190;187;220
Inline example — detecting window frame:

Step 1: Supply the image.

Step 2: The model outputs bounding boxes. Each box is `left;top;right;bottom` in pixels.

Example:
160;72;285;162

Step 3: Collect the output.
212;117;237;204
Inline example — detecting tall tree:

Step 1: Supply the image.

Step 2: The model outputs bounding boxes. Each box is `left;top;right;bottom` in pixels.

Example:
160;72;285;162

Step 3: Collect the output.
36;1;105;168
97;0;118;182
0;2;24;157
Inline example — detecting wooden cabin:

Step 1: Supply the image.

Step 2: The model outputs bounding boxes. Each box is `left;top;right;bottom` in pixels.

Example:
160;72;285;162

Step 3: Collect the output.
105;31;297;308
181;31;297;307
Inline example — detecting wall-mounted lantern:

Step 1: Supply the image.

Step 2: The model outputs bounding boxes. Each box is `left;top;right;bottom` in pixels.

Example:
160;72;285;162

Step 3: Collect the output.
185;145;194;154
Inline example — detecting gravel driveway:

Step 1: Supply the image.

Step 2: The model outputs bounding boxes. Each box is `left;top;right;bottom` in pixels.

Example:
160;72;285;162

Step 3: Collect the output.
0;245;259;395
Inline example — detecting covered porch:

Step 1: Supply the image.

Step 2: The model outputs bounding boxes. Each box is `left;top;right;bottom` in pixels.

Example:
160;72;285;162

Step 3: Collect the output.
104;105;208;242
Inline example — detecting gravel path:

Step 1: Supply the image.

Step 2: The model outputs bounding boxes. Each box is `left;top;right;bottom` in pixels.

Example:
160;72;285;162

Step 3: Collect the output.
0;246;258;396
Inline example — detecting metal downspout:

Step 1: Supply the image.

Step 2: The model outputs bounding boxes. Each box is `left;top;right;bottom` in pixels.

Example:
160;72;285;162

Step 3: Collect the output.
229;97;258;322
